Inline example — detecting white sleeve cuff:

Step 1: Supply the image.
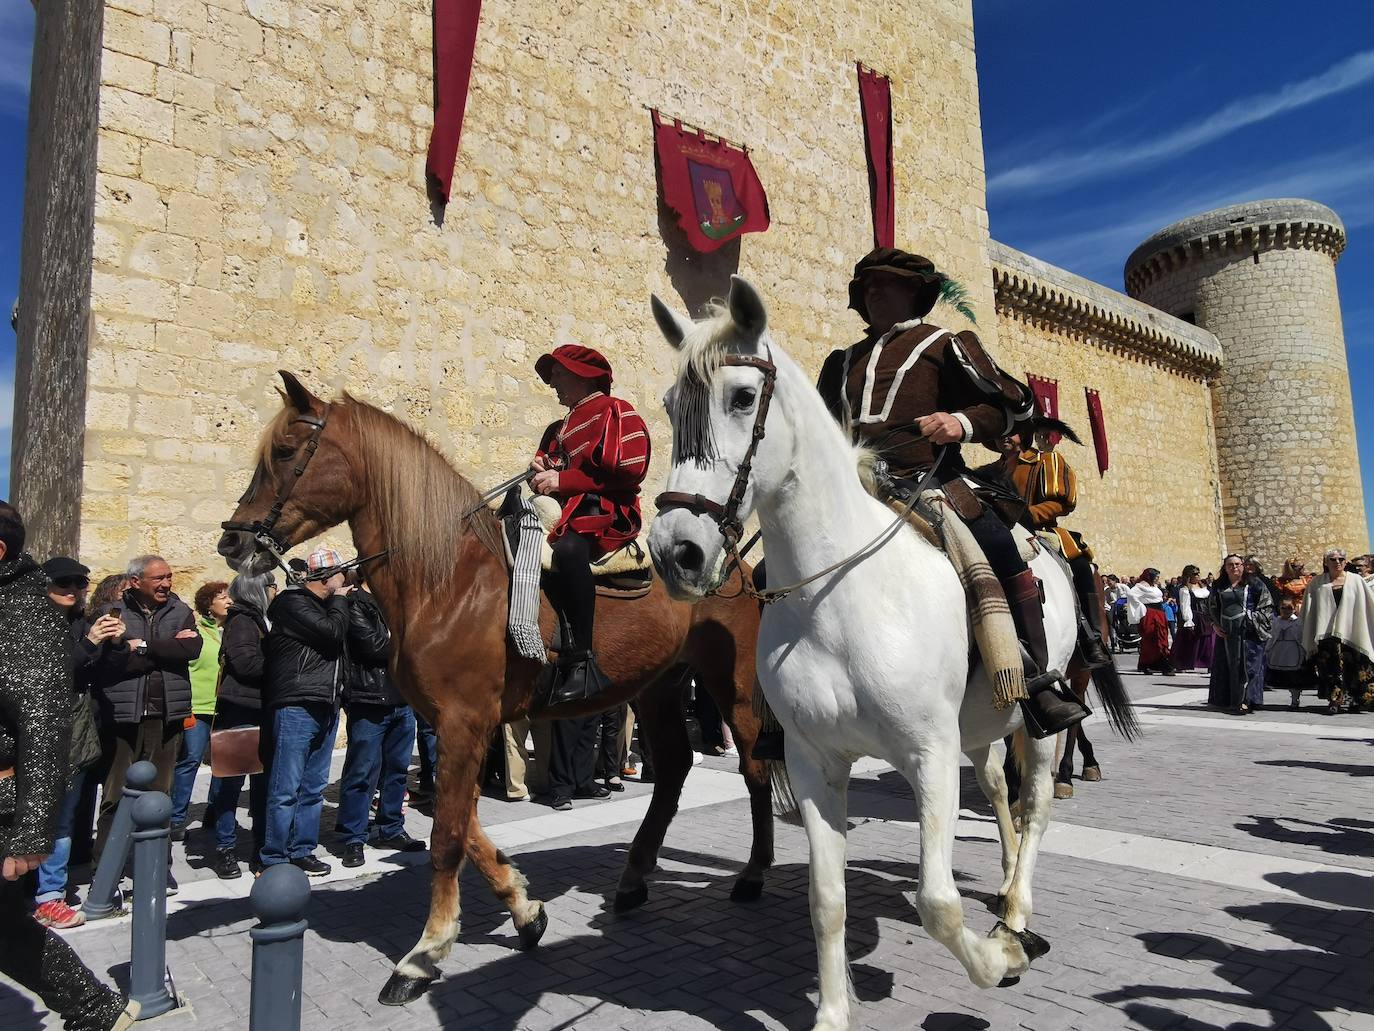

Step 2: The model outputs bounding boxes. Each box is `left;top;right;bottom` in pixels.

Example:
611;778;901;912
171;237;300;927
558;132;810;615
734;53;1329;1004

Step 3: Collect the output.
952;412;974;442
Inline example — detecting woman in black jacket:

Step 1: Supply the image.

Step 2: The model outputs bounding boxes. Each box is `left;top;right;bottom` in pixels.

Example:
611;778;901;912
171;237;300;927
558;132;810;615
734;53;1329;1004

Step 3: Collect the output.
201;571;277;879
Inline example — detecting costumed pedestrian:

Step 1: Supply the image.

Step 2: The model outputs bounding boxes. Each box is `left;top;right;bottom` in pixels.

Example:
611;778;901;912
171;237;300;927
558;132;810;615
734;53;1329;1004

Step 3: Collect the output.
1265;597;1309;711
1002;427;1113;667
807;247;1088;748
1126;569;1176;675
529;344;651;707
1301;548;1374;715
0;502;139;1030
1207;554;1273;714
1172;565;1215;672
1276;558;1312;613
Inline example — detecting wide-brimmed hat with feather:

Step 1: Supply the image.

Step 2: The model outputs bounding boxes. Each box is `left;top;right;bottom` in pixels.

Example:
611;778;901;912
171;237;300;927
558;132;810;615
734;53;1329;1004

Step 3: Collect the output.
847;247;976;325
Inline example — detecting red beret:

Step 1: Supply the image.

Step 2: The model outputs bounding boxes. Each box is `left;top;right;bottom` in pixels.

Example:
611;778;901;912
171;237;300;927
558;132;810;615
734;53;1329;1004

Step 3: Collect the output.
535;344;613;386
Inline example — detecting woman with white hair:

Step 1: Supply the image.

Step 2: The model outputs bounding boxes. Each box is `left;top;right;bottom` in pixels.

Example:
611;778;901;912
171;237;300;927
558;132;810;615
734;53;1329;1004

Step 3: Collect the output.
1301;548;1374;715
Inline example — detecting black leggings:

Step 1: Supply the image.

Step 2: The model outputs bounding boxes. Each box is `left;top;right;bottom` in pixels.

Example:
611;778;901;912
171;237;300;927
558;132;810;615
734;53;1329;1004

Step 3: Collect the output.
964;507;1028;582
550;531;596;652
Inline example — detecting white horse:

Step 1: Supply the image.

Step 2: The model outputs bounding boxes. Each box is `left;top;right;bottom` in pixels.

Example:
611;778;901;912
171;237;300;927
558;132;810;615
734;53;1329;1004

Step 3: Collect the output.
647;278;1135;1031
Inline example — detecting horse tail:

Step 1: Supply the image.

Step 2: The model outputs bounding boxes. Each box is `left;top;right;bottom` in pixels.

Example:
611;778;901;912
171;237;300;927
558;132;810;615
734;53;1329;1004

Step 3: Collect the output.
751;679;801;822
1089;660;1142;741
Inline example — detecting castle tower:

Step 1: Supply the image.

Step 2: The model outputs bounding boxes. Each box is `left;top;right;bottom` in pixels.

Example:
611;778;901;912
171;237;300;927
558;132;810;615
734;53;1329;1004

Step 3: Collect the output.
1124;199;1367;567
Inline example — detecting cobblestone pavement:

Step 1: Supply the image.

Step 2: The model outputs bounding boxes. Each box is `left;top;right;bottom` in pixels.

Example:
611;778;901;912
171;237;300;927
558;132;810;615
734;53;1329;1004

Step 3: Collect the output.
5;663;1374;1030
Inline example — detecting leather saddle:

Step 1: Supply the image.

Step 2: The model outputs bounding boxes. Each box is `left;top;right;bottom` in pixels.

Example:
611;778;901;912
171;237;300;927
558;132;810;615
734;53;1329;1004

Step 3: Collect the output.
498;492;653;598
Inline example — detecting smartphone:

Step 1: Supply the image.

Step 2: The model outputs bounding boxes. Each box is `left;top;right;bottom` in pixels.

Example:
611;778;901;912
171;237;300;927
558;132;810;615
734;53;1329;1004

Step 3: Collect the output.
107;606;122;620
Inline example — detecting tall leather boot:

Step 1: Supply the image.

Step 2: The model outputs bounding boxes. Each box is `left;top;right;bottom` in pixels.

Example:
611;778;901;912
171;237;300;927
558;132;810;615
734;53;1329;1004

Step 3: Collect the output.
546;558;612;708
1003;570;1089;739
1069;555;1113;668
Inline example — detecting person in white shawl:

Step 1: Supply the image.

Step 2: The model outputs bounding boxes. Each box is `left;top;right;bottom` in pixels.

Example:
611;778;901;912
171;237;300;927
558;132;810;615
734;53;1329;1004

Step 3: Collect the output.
1125;569;1175;675
1301;548;1374;714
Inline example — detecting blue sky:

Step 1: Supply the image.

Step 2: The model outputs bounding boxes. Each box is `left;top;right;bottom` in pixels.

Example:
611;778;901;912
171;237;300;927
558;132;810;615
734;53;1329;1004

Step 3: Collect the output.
1;2;1372;541
974;0;1374;542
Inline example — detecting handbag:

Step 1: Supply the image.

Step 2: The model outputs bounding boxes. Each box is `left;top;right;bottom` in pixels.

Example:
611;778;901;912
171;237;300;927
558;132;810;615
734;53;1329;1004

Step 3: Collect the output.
209;724;263;777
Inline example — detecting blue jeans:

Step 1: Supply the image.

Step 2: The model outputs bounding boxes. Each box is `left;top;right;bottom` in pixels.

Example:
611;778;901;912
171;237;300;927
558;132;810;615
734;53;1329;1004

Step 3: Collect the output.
416;715;437;788
35;770;85;903
203;701;267;853
260;704;339;867
170;715;213;827
336;705;416;844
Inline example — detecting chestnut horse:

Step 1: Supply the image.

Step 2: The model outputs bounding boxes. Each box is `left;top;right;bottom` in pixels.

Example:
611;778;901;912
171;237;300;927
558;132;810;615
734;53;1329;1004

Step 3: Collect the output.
218;372;772;1005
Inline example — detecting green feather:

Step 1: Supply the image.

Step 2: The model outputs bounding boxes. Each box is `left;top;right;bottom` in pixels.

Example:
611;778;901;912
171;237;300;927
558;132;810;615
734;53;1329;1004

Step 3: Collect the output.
939;277;977;325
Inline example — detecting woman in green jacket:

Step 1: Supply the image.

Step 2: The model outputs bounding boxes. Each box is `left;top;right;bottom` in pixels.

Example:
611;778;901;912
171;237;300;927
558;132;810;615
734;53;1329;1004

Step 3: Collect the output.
169;582;228;837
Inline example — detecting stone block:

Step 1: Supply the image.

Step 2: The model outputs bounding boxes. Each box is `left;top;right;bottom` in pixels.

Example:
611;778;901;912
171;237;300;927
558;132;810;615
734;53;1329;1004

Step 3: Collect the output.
99;86;174;144
90;270;178;320
85;392;133;432
139;142;199;189
176;285;238;332
104;9;172;65
174;108;224;155
129;231;199;281
166;191;222;236
101;50;158;95
191;37;250;89
134;394;195;434
84;460;133;493
97;131;142;177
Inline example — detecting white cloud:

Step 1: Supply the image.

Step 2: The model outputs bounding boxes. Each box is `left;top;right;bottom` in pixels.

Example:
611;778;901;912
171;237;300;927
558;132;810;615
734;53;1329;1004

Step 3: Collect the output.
989;48;1374;197
0;0;34;101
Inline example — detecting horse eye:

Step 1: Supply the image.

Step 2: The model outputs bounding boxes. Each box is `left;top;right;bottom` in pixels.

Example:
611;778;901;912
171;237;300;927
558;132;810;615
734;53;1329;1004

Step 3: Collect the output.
731;388;756;411
272;444;296;462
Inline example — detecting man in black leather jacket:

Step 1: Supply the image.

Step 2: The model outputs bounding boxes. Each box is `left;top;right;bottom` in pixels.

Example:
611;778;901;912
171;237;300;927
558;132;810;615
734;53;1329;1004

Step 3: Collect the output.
259;548;349;877
334;573;425;868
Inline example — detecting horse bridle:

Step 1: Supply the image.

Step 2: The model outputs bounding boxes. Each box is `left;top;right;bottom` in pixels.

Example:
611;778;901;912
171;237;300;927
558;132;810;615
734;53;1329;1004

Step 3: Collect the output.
220;407;331;581
655;353;777;555
654;350;946;604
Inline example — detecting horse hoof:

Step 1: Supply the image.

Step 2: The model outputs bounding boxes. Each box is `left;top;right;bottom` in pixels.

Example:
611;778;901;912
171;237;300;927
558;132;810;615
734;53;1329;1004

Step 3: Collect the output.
378;972;434;1006
1053;781;1074;800
1082;765;1102;782
517;904;548;949
997;976;1021;988
613;885;649;913
1016;926;1051;961
730;878;764;903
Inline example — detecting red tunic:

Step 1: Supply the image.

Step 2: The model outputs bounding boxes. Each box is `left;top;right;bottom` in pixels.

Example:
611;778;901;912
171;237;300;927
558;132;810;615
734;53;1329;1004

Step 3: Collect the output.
535;392;651;557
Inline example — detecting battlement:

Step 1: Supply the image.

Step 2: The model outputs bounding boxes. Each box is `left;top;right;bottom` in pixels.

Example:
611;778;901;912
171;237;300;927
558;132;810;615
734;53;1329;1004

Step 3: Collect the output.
990;240;1222;382
1124;198;1346;296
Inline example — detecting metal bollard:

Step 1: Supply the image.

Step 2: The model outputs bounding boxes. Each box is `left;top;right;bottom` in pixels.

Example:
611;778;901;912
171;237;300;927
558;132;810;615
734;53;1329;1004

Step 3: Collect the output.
129;790;177;1019
84;760;158;921
249;863;312;1031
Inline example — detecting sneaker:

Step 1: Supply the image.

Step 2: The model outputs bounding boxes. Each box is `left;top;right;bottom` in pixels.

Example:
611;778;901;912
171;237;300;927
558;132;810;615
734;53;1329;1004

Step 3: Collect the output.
165;871;179;896
550;796;573;812
291;855;332;878
33;899;86;929
212;849;242;880
341;843;365;868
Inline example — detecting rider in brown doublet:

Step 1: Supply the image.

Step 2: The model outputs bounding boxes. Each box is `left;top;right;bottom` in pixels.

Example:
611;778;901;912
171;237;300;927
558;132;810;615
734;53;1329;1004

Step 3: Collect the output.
817;248;1089;738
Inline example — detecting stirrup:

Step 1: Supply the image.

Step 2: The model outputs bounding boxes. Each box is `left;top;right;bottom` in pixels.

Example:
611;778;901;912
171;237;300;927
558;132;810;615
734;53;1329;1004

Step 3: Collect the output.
546;650;611;708
1076;617;1113;669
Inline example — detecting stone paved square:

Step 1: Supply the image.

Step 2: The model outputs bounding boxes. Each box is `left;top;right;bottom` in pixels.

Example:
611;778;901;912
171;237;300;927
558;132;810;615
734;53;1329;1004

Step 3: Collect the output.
4;666;1374;1030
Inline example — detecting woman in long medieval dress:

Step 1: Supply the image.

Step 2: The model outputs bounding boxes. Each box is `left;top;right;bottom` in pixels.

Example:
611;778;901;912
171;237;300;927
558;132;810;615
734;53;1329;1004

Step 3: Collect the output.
1301;548;1374;715
1171;564;1214;671
1207;553;1273;714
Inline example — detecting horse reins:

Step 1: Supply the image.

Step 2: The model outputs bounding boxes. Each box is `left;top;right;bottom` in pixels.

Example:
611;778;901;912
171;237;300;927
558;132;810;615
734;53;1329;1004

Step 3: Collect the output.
221;404;389;584
654;351;946;605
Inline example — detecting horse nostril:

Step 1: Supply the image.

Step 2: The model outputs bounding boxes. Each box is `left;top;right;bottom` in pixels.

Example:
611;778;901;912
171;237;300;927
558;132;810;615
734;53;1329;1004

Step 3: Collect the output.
674;539;705;573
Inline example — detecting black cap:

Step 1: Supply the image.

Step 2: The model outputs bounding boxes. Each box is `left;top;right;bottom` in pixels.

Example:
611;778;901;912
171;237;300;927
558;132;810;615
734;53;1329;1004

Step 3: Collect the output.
43;556;90;582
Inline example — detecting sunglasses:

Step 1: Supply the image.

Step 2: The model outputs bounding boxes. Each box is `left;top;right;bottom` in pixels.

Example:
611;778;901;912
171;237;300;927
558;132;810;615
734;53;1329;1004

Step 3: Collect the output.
51;578;90;590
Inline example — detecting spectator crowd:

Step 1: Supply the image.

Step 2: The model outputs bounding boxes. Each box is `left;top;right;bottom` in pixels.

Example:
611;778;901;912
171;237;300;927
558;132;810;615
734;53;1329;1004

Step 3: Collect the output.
1104;550;1374;717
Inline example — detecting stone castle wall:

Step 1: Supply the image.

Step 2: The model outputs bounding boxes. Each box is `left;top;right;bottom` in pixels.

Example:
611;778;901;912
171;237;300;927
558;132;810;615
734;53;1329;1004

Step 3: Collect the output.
1126;200;1367;567
989;242;1226;576
74;0;994;586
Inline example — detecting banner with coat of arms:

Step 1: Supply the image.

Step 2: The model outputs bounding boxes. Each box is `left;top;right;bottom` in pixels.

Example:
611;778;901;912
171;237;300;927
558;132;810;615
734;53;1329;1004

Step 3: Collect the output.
651;111;771;254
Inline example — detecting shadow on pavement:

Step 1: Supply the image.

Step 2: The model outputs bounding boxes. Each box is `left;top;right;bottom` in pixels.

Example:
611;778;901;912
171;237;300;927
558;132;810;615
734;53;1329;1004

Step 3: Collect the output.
1236;813;1374;860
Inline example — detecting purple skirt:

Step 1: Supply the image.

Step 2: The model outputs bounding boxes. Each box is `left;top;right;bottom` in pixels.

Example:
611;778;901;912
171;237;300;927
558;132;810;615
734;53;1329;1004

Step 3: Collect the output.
1172;626;1216;671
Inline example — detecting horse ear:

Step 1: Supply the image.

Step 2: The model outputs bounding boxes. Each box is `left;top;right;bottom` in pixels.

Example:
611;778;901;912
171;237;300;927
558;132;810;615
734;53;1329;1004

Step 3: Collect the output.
651;294;692;351
727;276;767;339
278;370;317;413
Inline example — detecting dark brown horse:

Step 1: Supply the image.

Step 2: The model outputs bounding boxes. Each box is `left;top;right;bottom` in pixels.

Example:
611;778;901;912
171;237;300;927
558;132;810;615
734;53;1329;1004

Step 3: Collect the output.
218;372;772;1005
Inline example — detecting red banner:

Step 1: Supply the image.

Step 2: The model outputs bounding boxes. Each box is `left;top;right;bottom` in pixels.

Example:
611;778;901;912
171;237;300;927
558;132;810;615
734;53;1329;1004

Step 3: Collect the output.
426;0;483;201
1026;373;1060;447
651;112;770;254
1085;387;1109;476
857;63;894;249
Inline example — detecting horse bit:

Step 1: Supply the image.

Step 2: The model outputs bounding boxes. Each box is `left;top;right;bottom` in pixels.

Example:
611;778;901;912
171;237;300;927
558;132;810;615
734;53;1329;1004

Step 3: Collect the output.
221;404;388;584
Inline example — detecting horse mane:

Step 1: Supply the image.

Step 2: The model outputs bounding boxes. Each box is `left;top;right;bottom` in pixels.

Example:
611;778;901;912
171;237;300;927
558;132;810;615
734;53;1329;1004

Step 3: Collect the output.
257;395;505;588
341;396;506;586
